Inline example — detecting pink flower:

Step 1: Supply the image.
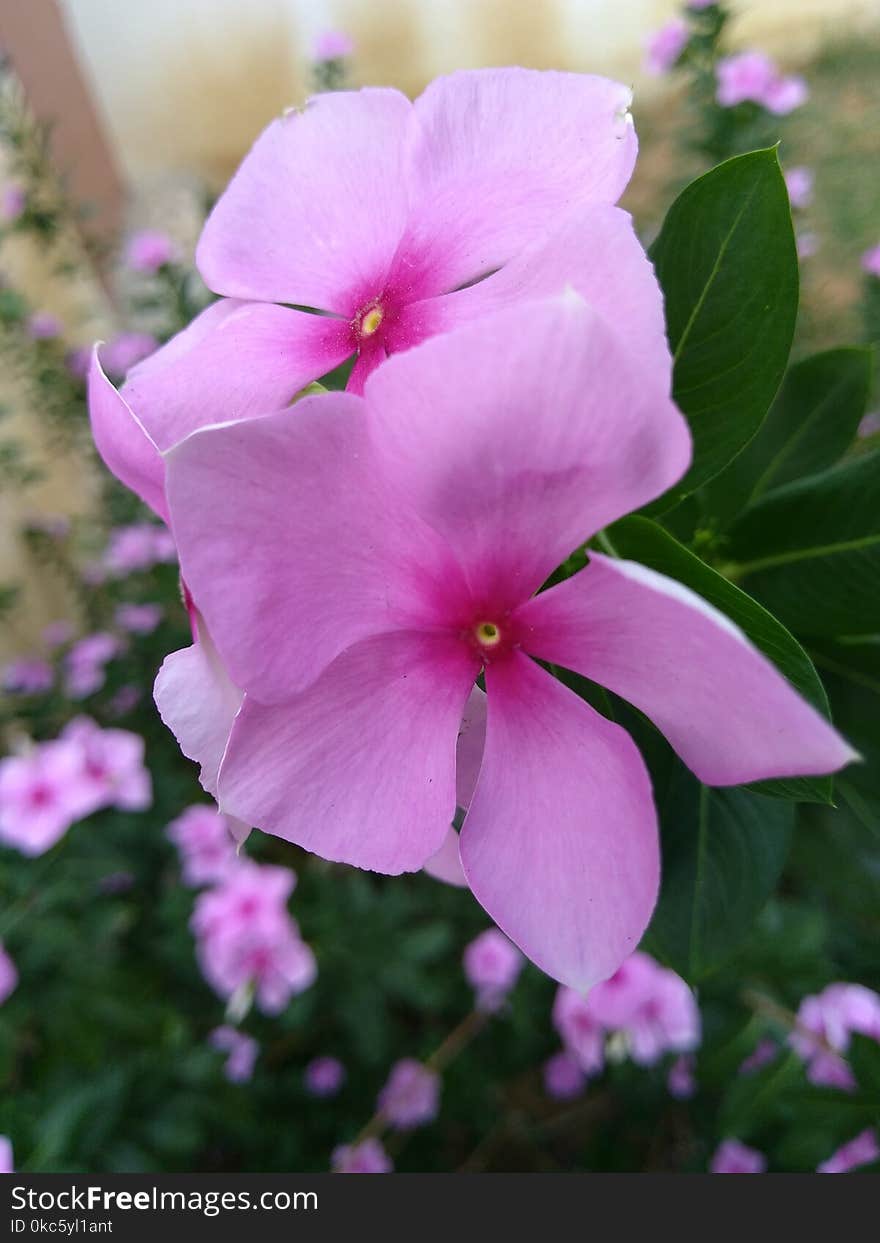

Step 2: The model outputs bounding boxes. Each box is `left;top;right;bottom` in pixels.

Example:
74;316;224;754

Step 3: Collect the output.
66;346;91;379
817;1128;879;1174
107;685;142;717
553;987;605;1075
192;861;316;1013
0;941;17;1004
125;230;177;273
543;1050;587;1100
711;1139;766;1174
42;620;73;648
784;166;813;210
667;1053;697;1099
88;68;646;523
644;20;689;76
304;1056;346;1098
3;658;53;694
158;299;853;989
313;31;354;61
463;928;524;1012
796;231;819;260
331;1138;392;1174
103;523;176;576
862;244;880;277
0;740;94;856
738;1038;778;1076
377;1059;440;1130
100;332;158;379
115;602;163;634
27;311;62;340
716;51;808;114
61;717;153;814
64;632;122;699
0;1136;12;1174
584;952;700;1066
790;983;880;1091
2;183;26;221
209;1025;259;1082
166;804;238;887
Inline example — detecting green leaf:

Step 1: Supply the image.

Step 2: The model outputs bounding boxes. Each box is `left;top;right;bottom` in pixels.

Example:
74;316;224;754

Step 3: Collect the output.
809;638;880;838
727;450;880;638
642;768;794;983
647;147;798;509
850;1034;880;1105
703;346;874;526
605;515;835;802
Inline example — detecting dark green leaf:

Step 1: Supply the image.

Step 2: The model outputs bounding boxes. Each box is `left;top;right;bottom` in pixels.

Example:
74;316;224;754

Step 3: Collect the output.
606;515;834;802
647;147;798;508
727;450;880;638
850;1034;880;1104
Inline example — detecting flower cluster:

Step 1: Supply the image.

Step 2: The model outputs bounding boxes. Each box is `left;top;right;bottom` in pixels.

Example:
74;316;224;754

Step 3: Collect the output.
0;717;152;856
101;523;177;578
462;928;524;1013
790;982;880;1090
715;51;808;115
208;1025;259;1083
64;632;124;698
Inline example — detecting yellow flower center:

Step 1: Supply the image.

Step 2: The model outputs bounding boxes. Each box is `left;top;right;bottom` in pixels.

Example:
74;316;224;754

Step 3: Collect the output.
474;621;502;648
360;305;383;337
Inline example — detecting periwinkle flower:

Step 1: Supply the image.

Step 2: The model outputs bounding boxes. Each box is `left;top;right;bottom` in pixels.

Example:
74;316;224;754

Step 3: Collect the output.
0;941;17;1005
209;1025;259;1083
304;1056;346;1098
166;804;238;887
667;1053;696;1100
711;1139;766;1174
313;31;354;61
817;1129;879;1175
125;230;177;273
790;983;880;1091
738;1038;778;1076
0;740;94;856
463;927;524;1012
100;332;158;380
644;20;689;76
784;166;814;210
377;1059;440;1131
27;311;62;340
0;1135;13;1174
115;602;163;634
61;717;152;814
861;244;880;277
543;1051;587;1101
331;1138;392;1174
2;658;53;695
1;183;26;221
716;51;808;115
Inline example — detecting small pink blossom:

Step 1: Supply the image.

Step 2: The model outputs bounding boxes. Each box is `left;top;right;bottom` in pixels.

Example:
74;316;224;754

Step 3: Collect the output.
553;987;605;1075
313;31;354;61
107;685;142;717
790;983;880;1091
27;311;62;340
738;1038;778;1076
784;166;814;210
644;20;689;76
580;951;701;1066
716;51;808;115
543;1050;587;1100
0;740;94;856
1;183;26;221
3;658;53;694
100;332;158;379
797;231;819;260
167;804;238;887
66;346;91;379
304;1056;346;1098
115;602;163;634
209;1025;259;1082
61;716;152;813
64;632;122;699
861;244;880;277
0;941;17;1004
763;74;809;115
42;620;73;649
711;1139;766;1174
817;1128;879;1174
377;1059;440;1130
125;230;177;273
667;1053;697;1099
103;523;177;577
331;1138;392;1174
462;928;524;1012
0;1136;13;1174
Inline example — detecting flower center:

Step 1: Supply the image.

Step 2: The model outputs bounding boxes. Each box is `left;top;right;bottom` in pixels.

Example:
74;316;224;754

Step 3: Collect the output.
358;304;383;337
474;621;502;648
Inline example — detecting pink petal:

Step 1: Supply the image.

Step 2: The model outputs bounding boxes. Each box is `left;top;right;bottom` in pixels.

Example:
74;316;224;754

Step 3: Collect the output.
423;827;467;888
518;554;857;786
165;394;468;702
153;616;243;798
397;68;636;297
196;90;412;312
460;652;659;990
364;297;690;610
123;300;351;448
88;349;167;522
394;204;672;389
217;632;480;873
423;687;485;888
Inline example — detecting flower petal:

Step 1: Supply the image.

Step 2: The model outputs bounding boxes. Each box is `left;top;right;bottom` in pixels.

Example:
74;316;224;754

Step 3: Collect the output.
123;300;351;447
365;296;690;609
423;827;467;888
518;554;857;785
87;349;167;522
460;652;659;990
397;68;637;296
217;632;480;873
165;394;469;701
196;89;412;312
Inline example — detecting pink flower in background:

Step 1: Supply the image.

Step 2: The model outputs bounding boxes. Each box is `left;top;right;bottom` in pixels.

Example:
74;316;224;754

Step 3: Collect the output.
166;804;238;887
2;658;53;694
100;332;158;380
192;861;315;1013
862;244;880;277
108;685;142;717
790;983;880;1091
667;1053;697;1099
66;346;91;379
61;717;152;813
784;166;814;210
64;632;122;699
304;1056;346;1098
125;230;177;273
711;1139;766;1174
27;311;62;340
817;1128;879;1174
313;31;354;60
716;51;808;114
209;1026;259;1082
797;231;819;260
644;20;689;76
463;928;524;1012
88;67;649;523
1;183;26;221
42;620;73;649
584;952;700;1066
331;1138;392;1174
377;1060;440;1130
115;602;163;634
0;941;17;1004
160;299;853;989
543;1051;587;1100
0;1136;12;1174
103;523;176;576
0;740;94;856
553;987;605;1076
738;1038;778;1076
